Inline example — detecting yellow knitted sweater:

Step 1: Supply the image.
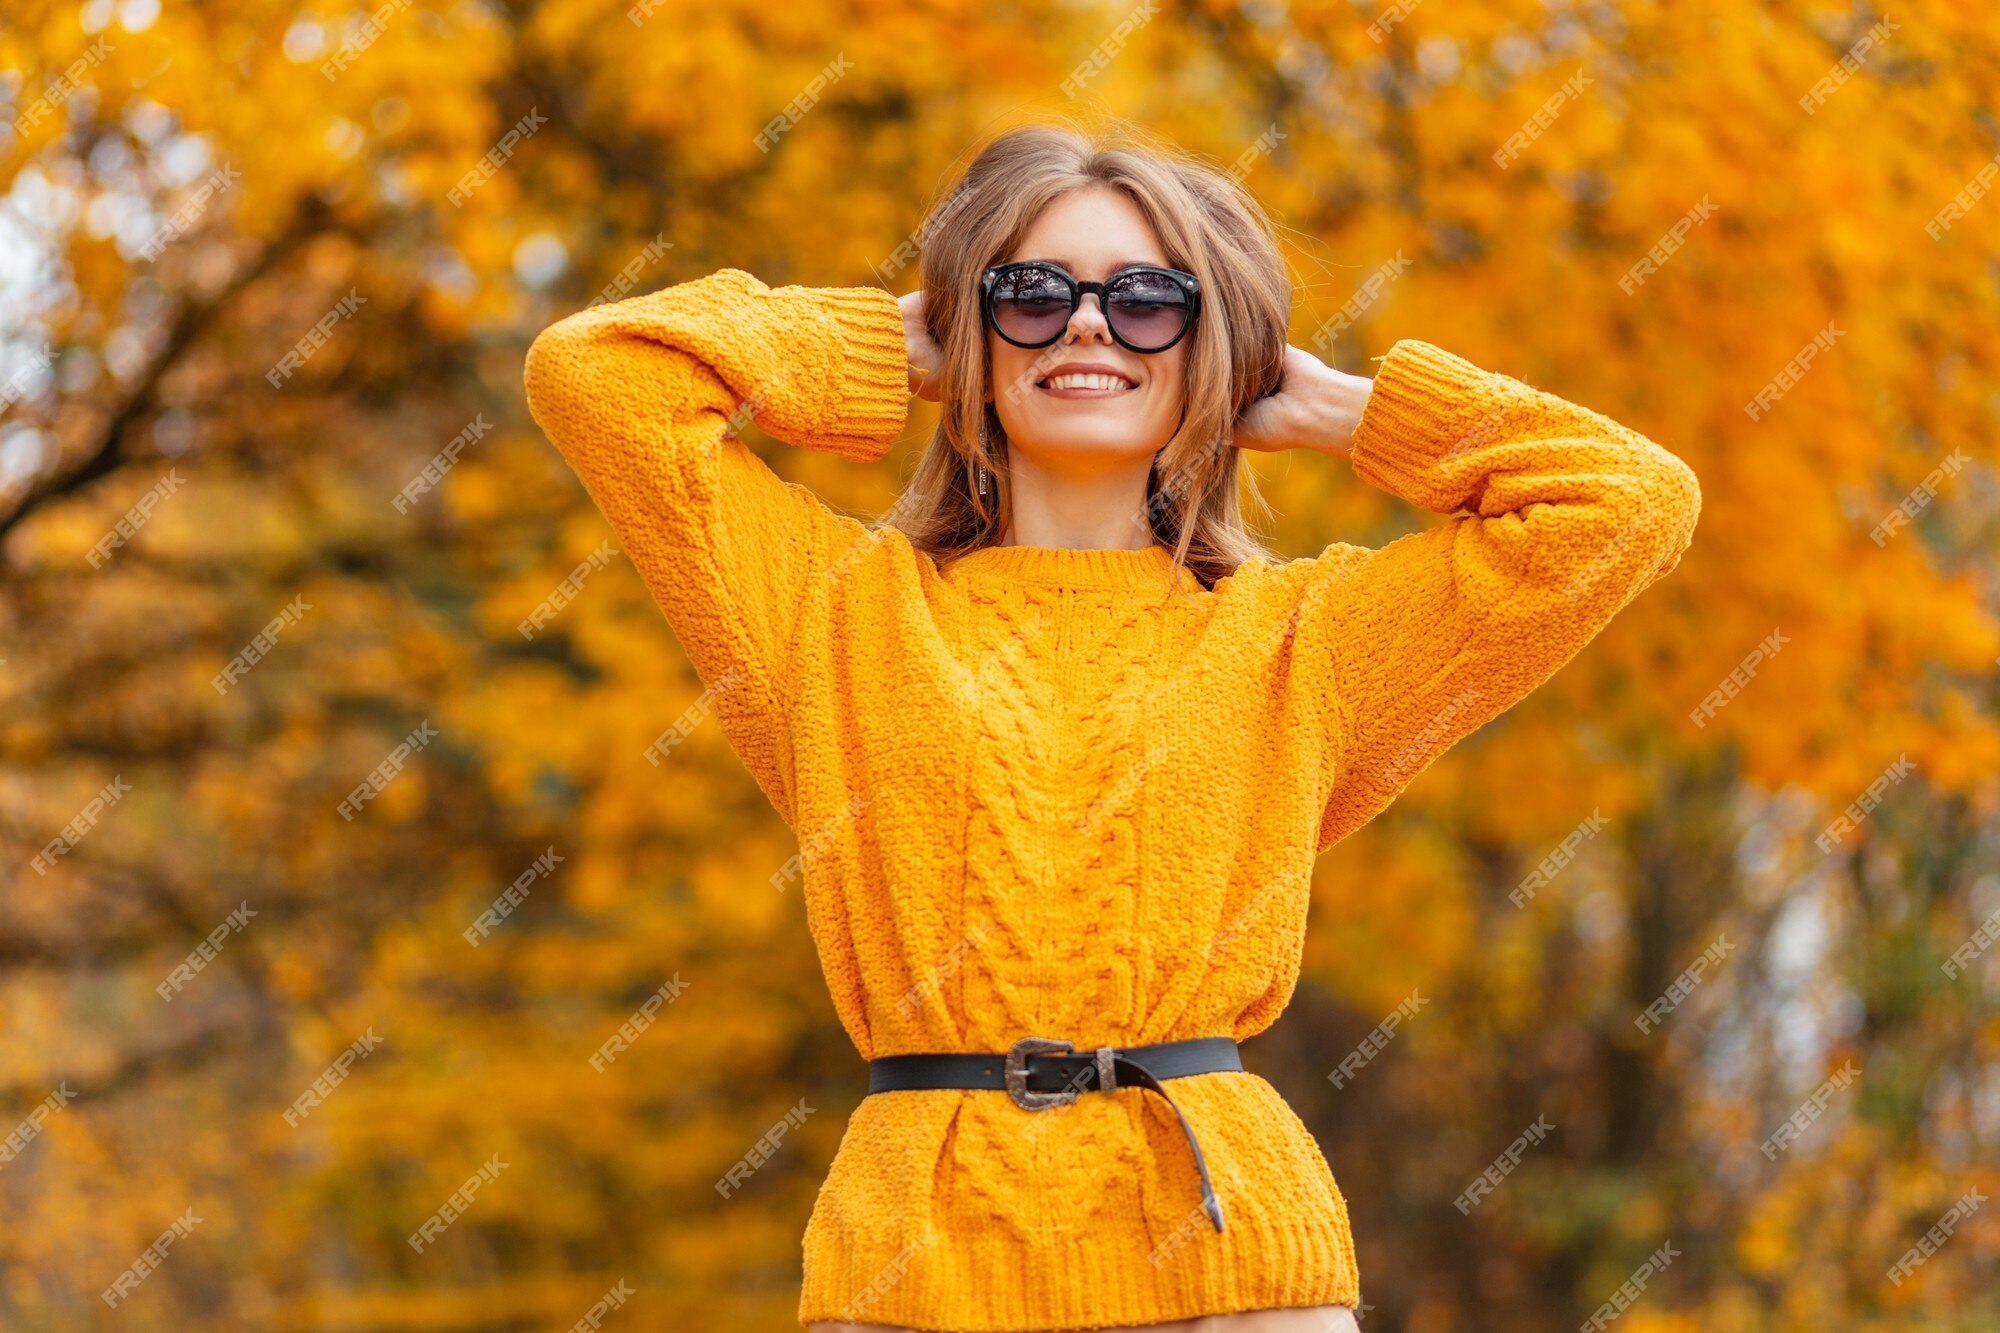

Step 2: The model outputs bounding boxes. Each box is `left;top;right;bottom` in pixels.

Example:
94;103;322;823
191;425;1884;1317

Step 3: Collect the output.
522;267;1701;1331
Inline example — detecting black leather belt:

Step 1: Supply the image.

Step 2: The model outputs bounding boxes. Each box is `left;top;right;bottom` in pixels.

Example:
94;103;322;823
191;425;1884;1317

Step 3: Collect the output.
865;1034;1240;1232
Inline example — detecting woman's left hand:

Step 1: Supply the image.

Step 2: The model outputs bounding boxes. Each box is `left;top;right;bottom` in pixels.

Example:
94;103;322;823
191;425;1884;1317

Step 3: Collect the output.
1230;344;1373;457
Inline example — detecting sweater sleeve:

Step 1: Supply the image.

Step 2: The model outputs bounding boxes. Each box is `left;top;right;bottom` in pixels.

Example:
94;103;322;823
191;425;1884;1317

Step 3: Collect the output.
521;267;909;824
1299;339;1702;853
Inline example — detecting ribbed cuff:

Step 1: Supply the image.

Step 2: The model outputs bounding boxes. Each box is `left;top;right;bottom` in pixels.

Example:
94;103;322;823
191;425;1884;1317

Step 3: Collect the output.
786;281;912;461
1347;338;1524;514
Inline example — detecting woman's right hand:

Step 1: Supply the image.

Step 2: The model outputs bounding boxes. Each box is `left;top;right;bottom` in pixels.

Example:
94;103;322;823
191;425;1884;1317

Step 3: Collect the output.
898;288;946;402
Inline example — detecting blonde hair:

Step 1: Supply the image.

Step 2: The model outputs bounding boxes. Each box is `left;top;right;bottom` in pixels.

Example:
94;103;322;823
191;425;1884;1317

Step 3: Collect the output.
880;115;1291;591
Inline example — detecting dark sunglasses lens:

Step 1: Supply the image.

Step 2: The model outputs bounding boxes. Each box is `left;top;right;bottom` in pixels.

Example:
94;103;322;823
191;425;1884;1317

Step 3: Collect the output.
1105;272;1189;350
990;267;1073;344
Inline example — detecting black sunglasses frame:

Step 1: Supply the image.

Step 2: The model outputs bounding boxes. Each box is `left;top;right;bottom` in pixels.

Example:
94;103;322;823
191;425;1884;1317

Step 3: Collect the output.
980;261;1201;354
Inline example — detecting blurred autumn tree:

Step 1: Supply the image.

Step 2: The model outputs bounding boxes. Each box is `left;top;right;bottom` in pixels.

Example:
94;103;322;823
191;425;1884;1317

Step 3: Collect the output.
3;0;1997;1329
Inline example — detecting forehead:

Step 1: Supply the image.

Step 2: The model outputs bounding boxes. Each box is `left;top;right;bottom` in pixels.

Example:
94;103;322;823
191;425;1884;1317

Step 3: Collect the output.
1005;186;1166;277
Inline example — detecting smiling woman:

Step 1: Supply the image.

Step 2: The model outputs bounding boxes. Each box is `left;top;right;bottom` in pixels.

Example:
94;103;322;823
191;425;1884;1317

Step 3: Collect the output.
969;189;1209;554
886;123;1307;585
521;117;1699;1332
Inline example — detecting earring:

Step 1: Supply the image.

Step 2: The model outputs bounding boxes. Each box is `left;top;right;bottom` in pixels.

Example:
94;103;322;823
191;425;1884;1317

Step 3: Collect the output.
976;417;990;497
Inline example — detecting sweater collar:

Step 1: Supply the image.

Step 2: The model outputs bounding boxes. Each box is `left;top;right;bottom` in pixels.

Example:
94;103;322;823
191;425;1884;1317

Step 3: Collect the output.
942;542;1199;592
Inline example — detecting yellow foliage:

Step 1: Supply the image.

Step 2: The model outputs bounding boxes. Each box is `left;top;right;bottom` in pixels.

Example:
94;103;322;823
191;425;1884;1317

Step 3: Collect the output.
3;0;1996;1327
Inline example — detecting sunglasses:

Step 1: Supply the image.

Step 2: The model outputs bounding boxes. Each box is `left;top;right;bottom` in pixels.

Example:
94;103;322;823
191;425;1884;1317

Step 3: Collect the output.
980;260;1201;354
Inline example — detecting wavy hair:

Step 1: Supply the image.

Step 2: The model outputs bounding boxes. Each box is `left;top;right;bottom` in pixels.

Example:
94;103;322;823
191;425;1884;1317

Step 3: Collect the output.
877;115;1292;591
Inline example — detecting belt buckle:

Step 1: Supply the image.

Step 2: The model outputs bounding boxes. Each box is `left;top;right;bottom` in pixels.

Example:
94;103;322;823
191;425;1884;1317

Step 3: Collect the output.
1004;1035;1078;1111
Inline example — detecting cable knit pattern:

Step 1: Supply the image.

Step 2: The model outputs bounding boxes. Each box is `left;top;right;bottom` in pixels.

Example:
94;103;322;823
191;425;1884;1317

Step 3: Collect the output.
522;268;1702;1331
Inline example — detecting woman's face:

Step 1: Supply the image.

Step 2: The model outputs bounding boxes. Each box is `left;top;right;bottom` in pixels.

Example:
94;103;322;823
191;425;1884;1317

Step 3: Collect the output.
985;184;1188;473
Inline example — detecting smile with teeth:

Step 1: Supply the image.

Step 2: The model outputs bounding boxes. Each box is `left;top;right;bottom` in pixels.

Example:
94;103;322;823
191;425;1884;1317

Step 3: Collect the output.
1038;372;1138;392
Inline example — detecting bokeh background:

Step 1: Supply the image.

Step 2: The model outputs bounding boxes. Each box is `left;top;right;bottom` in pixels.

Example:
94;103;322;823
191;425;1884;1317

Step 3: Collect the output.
4;0;1999;1328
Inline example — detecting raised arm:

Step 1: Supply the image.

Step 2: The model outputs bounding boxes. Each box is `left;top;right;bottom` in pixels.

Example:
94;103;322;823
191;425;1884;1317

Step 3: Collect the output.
1293;339;1702;853
521;267;909;822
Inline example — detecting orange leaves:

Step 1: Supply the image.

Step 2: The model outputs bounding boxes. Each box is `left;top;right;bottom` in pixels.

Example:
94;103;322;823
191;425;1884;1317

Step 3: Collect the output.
2;0;1996;1327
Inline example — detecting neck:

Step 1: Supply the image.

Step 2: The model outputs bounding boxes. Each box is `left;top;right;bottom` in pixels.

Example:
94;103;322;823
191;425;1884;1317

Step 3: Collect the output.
997;445;1158;550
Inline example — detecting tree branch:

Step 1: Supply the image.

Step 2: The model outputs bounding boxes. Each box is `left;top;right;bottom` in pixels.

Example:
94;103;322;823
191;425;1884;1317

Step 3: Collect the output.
0;196;342;547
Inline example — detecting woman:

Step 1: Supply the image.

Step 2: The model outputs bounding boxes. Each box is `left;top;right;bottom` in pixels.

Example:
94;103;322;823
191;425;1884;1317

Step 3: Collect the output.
522;120;1700;1332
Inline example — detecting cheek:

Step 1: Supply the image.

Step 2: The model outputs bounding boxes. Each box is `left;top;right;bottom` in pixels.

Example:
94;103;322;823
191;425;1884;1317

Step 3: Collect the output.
989;337;1031;396
989;339;1049;430
1148;354;1187;422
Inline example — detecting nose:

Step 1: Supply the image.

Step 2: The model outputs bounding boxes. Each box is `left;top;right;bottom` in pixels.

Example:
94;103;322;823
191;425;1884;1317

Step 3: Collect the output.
1063;293;1114;345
